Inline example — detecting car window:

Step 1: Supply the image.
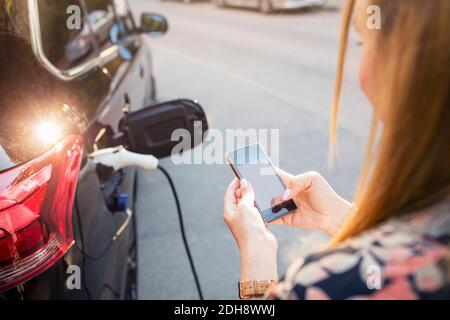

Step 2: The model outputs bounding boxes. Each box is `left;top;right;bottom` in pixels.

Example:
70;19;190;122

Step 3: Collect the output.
113;0;136;38
84;0;116;51
37;0;96;70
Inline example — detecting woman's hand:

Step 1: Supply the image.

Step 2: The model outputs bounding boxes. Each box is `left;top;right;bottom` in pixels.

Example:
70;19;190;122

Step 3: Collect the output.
224;178;278;281
274;169;352;236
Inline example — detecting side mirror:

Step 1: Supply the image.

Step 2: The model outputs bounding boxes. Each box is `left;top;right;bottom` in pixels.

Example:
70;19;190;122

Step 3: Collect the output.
120;99;208;158
140;13;168;36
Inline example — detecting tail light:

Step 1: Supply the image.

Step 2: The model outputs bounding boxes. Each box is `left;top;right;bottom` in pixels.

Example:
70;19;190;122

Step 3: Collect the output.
0;135;83;292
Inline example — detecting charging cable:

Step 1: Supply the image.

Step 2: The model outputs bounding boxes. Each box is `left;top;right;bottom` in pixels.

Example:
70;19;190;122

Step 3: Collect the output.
80;146;204;299
157;166;204;300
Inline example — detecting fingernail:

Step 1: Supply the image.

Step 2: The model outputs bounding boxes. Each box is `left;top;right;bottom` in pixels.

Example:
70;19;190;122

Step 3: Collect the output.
241;179;248;188
282;189;291;201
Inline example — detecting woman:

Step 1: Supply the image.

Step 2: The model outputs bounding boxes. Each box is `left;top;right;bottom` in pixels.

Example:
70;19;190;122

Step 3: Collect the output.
224;0;450;300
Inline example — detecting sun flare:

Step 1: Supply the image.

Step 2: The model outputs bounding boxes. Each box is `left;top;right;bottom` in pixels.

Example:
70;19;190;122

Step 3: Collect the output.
36;121;62;145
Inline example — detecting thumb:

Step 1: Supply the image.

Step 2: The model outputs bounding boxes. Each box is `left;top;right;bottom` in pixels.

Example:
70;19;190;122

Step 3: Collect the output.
282;172;316;201
240;179;255;205
276;167;294;186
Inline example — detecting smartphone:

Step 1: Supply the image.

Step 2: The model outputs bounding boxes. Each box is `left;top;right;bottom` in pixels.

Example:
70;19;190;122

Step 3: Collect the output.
225;143;297;223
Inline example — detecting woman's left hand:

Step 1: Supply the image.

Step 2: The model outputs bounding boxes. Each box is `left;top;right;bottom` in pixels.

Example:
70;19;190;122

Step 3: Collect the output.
223;178;278;281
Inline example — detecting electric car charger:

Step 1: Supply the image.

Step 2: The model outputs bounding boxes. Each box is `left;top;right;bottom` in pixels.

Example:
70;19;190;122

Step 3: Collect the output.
75;152;204;300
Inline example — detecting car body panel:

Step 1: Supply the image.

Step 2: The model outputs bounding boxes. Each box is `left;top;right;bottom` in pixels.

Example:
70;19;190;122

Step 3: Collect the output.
0;0;155;299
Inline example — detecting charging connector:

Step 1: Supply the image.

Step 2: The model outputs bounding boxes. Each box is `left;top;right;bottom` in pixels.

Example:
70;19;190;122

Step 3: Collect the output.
77;146;204;299
88;146;159;171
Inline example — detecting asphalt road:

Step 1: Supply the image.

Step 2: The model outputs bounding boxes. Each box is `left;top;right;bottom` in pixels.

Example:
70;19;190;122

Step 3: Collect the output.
128;0;371;299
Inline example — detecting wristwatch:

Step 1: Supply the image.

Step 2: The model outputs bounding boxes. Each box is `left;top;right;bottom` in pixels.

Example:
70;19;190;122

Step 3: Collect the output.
239;280;277;300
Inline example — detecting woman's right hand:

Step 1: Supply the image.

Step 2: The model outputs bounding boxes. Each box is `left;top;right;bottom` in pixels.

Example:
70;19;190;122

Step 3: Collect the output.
274;169;353;236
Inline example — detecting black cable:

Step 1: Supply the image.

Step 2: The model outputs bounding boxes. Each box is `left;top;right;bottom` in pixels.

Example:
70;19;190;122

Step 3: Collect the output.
130;169;139;299
74;180;135;299
74;195;92;300
157;166;204;300
74;166;204;299
74;193;118;261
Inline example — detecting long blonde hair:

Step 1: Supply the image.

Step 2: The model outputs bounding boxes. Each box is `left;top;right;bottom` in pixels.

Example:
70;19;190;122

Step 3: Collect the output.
330;0;450;244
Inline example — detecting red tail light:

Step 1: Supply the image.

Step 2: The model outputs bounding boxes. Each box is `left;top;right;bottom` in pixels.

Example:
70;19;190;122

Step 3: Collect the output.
0;135;83;292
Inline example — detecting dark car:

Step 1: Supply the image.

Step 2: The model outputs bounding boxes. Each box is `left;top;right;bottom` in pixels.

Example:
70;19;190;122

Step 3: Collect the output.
65;9;115;63
0;0;207;300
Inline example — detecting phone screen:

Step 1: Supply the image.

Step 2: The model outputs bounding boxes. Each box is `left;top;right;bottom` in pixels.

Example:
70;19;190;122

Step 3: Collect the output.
228;143;297;223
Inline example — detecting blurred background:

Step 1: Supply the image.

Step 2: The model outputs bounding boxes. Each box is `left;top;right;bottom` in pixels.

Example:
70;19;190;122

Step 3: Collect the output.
129;0;372;299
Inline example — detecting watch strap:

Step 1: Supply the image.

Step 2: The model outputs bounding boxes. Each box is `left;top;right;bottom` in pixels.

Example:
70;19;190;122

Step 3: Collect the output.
239;280;276;299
